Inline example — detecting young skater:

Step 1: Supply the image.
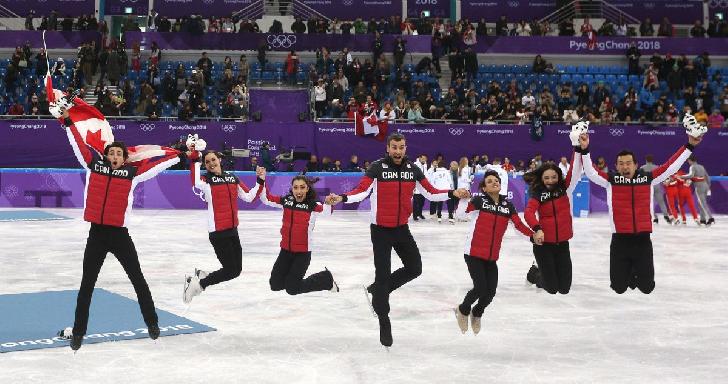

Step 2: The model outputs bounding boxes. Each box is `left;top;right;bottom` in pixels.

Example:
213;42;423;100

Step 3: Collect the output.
60;109;181;350
523;143;583;294
580;126;702;294
182;147;263;303
259;172;339;295
679;155;714;226
326;133;470;347
454;171;540;335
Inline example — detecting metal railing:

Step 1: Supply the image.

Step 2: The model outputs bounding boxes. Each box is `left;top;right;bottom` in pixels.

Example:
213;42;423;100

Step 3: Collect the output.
291;0;331;22
0;4;20;18
231;0;265;21
540;0;640;26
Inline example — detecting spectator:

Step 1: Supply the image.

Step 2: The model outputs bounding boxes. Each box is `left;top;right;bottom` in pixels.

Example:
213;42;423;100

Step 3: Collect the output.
407;100;425;123
558;19;575;36
305;155;320;172
341;20;353;35
25;10;35;30
291;17;306;33
533;55;548;74
521;89;536;110
8;101;24;115
516;20;532;36
372;32;384;62
640;18;654;36
495;15;509;36
314;79;327;118
580;17;593;37
558;157;570;176
476;18;487;36
657;17;673;37
626;42;641;75
34;48;48;77
150;42;161;67
596;157;608;173
708;109;725;128
353;18;366;34
61;15;73;31
145;95;161;120
239;55;249;84
615;18;628;36
691;20;706;38
707;16;723;38
346;155;362;172
285;49;299;85
694;107;708;124
379;101;396;122
393;37;406;69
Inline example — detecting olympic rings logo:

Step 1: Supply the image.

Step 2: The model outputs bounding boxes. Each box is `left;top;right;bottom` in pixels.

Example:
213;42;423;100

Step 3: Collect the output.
449;128;464;136
267;35;297;49
343;0;354;5
507;1;519;7
643;2;655;9
140;123;156;132
119;0;140;3
203;0;215;4
709;0;728;8
609;128;624;136
222;124;236;133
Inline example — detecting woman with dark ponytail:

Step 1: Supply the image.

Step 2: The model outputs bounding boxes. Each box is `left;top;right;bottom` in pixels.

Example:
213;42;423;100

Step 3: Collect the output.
523;145;583;294
259;172;339;295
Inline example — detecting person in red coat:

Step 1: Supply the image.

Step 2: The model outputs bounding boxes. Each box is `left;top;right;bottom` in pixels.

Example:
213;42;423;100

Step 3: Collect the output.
672;170;699;225
664;175;681;222
61;110;180;351
260;173;339;295
182;145;263;304
580;131;702;294
454;170;539;335
523;144;583;294
326;133;470;347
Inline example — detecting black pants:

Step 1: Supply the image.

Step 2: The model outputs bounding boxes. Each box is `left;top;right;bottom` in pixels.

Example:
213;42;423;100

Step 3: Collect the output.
429;200;437;215
533;242;572;294
73;224;158;336
434;200;454;219
412;194;425;219
269;249;333;295
610;233;655;294
370;225;422;317
459;255;498;317
200;231;243;290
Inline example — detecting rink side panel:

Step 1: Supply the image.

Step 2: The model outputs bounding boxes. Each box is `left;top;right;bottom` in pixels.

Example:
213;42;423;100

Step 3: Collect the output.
1;170;727;214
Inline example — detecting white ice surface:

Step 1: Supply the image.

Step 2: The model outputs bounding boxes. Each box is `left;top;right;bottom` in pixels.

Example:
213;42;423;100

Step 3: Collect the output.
1;209;727;384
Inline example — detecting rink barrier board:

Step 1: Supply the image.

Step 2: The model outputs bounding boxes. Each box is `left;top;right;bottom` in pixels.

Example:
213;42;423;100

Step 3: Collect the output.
1;170;727;214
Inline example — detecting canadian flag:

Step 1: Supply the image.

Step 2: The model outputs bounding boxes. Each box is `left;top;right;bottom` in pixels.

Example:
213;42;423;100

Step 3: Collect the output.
354;111;388;141
46;75;178;165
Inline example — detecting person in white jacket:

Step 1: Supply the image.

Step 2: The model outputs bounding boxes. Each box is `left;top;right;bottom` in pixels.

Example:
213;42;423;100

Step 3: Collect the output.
431;161;454;223
412;154;428;221
474;158;509;196
455;157;474;220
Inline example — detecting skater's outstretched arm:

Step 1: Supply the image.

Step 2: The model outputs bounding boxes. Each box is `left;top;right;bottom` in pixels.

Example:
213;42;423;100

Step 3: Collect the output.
313;202;332;216
133;152;181;183
509;208;539;244
337;175;375;204
565;147;583;195
650;147;694;186
258;170;283;209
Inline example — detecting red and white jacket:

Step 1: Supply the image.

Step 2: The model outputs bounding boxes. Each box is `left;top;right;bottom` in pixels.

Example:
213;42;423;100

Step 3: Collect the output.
260;182;331;253
342;156;453;227
582;144;693;234
464;194;534;261
191;161;261;233
524;149;582;244
66;124;179;228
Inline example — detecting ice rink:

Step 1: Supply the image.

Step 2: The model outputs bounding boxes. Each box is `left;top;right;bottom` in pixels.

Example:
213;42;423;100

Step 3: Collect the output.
1;208;727;383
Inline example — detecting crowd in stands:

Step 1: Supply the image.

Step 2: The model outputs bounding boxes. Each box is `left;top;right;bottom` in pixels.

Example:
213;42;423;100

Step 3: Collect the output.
307;38;728;127
1;38;251;120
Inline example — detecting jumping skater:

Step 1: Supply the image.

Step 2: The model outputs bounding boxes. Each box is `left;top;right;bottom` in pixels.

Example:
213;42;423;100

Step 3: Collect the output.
326;133;470;347
523;140;583;294
579;120;703;294
454;171;540;335
260;172;339;295
182;144;264;304
59;109;180;350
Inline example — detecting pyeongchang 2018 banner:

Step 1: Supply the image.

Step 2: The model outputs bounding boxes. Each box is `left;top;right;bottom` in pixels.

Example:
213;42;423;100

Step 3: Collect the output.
154;0;256;18
407;0;450;19
296;0;403;20
461;0;556;22
2;0;94;16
